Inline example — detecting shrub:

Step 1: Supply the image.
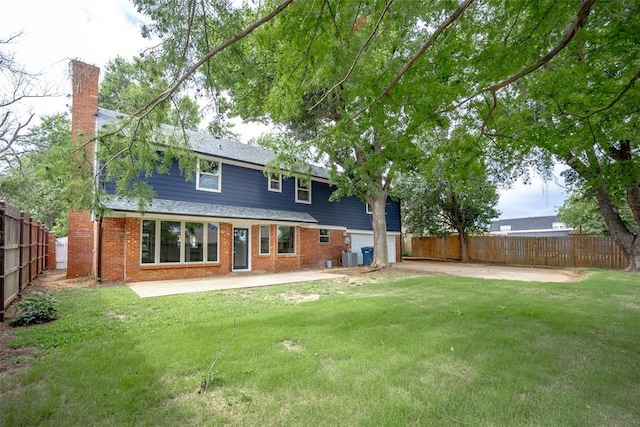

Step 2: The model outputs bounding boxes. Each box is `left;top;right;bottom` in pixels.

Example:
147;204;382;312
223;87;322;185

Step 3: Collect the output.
9;291;59;327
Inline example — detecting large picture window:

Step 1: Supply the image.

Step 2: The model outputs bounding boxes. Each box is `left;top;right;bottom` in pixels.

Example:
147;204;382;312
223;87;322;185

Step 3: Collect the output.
295;177;311;204
197;159;221;192
141;220;219;264
260;225;270;255
277;226;295;254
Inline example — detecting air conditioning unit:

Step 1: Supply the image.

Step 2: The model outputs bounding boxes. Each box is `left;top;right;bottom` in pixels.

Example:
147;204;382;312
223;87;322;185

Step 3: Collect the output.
342;252;358;267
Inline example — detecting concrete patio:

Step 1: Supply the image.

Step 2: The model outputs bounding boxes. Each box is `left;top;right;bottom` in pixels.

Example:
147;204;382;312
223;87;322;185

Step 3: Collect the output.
127;270;346;298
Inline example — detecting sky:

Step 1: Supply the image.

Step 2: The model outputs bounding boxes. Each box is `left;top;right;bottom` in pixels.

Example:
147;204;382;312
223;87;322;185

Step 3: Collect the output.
4;0;568;220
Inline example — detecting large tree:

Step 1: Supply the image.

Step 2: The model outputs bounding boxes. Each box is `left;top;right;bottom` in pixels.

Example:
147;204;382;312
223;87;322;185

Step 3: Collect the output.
0;33;55;170
397;131;499;262
0;113;73;234
558;188;638;237
485;1;640;270
89;0;607;268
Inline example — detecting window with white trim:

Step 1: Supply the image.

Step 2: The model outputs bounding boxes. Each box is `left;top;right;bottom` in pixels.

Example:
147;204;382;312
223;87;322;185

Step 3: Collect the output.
197;159;221;192
260;225;270;255
277;226;296;254
500;225;511;233
268;175;281;192
295;177;311;204
141;220;219;264
319;229;330;244
552;222;566;230
366;203;373;214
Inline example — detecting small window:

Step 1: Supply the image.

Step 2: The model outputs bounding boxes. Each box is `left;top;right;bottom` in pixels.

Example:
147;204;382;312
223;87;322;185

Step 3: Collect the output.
207;223;219;262
295;177;311;204
277;226;296;254
366;203;373;214
260;225;270;255
552;222;566;230
197;159;221;192
141;220;156;264
500;225;511;233
268;175;281;192
319;229;330;244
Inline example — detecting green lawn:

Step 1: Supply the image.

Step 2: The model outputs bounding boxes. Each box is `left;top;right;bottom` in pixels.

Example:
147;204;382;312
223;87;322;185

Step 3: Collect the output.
1;270;639;426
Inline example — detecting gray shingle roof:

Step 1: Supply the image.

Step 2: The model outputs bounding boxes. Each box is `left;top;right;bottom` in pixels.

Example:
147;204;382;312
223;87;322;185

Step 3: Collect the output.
97;108;329;179
105;198;318;224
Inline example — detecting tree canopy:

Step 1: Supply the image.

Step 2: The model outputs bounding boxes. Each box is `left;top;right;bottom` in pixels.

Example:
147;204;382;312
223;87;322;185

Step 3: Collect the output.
72;0;639;268
0;113;73;234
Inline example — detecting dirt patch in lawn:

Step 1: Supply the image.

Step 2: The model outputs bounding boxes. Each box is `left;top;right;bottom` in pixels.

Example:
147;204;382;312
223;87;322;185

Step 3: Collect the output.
395;260;584;283
0;271;96;376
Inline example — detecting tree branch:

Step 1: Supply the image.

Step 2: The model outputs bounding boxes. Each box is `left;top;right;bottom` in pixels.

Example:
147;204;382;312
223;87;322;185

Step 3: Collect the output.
131;0;296;121
481;0;597;133
377;0;475;100
310;0;394;111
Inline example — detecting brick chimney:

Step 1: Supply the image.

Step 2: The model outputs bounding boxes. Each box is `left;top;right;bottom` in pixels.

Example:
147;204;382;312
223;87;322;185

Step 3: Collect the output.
67;60;100;278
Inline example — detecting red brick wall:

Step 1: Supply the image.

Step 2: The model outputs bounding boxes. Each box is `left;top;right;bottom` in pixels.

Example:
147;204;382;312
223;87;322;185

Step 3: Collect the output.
300;228;347;269
99;218;125;282
71;60;99;160
251;224;307;273
47;232;56;271
97;220;397;283
123;219;234;282
67;61;100;279
252;225;276;273
67;210;94;278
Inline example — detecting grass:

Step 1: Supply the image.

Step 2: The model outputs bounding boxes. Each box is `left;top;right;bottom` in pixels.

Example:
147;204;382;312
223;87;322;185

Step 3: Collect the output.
1;270;639;426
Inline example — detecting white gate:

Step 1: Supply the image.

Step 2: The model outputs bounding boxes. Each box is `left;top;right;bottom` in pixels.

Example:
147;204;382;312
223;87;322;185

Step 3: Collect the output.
56;237;68;270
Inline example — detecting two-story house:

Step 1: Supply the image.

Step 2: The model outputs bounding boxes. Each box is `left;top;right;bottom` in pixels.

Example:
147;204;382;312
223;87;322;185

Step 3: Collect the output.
67;60;401;283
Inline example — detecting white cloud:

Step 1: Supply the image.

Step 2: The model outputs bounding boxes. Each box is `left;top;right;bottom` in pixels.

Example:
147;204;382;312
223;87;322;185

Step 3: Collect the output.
496;166;568;219
4;0;153;120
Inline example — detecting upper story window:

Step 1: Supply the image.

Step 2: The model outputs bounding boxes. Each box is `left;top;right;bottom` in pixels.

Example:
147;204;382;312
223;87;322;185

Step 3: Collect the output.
295;177;311;204
500;225;511;233
366;203;373;214
268;174;282;192
197;159;221;192
552;222;566;230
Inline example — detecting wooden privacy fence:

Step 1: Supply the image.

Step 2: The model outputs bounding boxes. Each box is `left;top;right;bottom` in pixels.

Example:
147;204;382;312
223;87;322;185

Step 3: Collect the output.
411;235;627;270
1;201;49;321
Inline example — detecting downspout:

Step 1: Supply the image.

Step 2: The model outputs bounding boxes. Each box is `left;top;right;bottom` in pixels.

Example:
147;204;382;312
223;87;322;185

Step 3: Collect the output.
94;109;102;282
97;216;102;282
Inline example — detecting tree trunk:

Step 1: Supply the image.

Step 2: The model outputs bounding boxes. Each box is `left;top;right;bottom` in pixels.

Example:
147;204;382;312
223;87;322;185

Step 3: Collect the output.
458;231;469;263
595;184;640;271
370;193;389;268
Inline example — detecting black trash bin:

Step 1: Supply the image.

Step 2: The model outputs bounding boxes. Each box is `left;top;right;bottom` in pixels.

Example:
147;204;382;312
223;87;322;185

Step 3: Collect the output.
361;246;374;266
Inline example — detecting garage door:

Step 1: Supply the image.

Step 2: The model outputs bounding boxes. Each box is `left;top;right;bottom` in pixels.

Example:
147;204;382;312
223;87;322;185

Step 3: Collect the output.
350;233;397;265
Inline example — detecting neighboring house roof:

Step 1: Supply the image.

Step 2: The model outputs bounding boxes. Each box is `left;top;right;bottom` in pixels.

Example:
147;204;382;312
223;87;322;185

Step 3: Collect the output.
105;198;318;224
96;108;329;179
489;215;573;235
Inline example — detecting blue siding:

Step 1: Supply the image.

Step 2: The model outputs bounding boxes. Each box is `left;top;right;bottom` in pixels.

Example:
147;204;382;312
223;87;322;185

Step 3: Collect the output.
105;160;401;232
